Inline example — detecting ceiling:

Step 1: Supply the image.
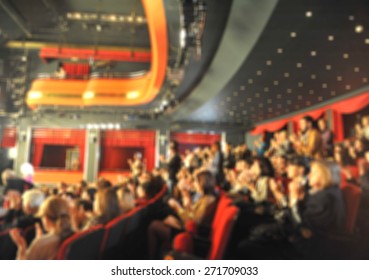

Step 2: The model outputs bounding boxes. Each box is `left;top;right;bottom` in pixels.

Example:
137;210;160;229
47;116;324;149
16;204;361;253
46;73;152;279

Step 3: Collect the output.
1;0;369;131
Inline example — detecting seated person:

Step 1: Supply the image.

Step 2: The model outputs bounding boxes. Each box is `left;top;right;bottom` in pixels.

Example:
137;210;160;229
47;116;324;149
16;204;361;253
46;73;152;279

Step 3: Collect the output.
70;199;93;231
84;188;120;228
116;187;135;214
148;170;218;259
10;196;74;260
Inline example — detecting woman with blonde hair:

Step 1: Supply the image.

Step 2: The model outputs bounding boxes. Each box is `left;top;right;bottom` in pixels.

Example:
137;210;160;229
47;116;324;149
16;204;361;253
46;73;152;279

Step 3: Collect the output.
116;187;135;213
10;196;73;260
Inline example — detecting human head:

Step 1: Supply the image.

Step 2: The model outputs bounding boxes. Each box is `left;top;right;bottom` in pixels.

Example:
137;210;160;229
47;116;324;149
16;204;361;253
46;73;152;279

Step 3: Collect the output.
2;169;15;186
116;187;135;213
22;189;45;215
299;116;314;133
318;118;327;131
308;161;332;190
93;188;120;224
194;170;215;195
37;196;73;241
362;115;369;127
287;156;307;179
251;157;275;178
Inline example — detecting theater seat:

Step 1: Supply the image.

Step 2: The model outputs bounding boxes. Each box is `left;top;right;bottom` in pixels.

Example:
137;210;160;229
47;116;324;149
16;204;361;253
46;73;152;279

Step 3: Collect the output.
56;225;104;260
169;205;239;260
341;184;362;234
100;207;144;259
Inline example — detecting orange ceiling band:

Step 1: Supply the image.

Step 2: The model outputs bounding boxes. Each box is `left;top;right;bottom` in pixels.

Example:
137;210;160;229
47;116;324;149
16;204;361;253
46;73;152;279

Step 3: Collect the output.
26;0;168;108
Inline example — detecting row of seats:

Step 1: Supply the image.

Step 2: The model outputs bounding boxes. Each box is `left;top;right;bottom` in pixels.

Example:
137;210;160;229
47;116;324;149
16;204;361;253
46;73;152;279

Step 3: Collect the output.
57;186;167;260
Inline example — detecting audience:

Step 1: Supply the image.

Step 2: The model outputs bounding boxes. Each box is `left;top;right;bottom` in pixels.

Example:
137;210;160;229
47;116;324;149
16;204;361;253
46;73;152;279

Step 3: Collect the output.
1;114;369;260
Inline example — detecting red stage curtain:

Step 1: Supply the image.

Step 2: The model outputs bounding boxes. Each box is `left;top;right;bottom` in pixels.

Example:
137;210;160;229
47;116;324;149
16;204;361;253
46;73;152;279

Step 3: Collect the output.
100;130;156;171
31;129;86;169
171;132;221;155
1;127;17;148
251;92;369;139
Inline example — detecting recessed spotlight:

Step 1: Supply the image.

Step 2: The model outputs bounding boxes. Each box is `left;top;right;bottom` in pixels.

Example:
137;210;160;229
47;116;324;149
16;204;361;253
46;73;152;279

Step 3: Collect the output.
264;87;269;92
309;90;314;94
305;11;313;18
363;77;368;83
326;65;332;70
267;99;272;104
337;76;343;81
277;48;283;54
345;85;351;90
273;80;279;86
365;38;369;44
277;94;282;99
248;79;253;84
311;74;316;79
287;88;292;93
266;60;272;66
355;25;364;33
349;15;355;21
343;53;349;59
233;91;238;96
354;67;360;72
290;32;297;38
310;51;317;56
322;83;328;88
298;82;304;87
296;62;302;68
284;72;290;78
256;70;262;76
240;85;245;90
255;92;260;97
328;35;335;41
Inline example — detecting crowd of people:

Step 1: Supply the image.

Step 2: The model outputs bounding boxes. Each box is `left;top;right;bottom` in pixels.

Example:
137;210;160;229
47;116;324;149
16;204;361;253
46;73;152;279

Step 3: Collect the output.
0;114;369;259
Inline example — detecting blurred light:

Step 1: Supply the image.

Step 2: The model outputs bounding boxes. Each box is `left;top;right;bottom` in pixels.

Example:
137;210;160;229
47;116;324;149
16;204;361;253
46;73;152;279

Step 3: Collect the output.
107;123;114;129
305;11;313;17
20;162;34;176
100;124;107;129
83;91;95;99
8;147;17;159
115;124;121;130
180;28;186;48
28;91;42;99
126;91;140;99
355;25;364;33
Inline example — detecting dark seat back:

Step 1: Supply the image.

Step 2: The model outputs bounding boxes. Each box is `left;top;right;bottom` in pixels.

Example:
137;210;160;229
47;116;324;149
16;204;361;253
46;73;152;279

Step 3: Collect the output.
56;225;104;260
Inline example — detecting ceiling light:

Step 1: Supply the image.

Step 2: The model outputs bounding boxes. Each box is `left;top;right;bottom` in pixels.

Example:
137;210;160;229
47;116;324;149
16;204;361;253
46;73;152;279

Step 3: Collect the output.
115;124;121;130
296;62;302;68
101;124;107;130
28;91;42;99
363;78;368;83
305;11;313;18
284;72;290;78
126;91;140;99
96;25;102;32
343;53;349;59
349;15;355;21
290;32;297;38
83;91;95;99
277;48;283;54
310;51;317;56
248;79;253;84
322;83;327;88
273;80;279;86
365;38;369;44
240;85;245;90
328;35;335;41
256;70;262;76
311;74;316;79
355;25;364;33
346;85;351;90
354;67;360;72
326;65;332;70
337;76;343;81
266;60;272;66
107;123;114;129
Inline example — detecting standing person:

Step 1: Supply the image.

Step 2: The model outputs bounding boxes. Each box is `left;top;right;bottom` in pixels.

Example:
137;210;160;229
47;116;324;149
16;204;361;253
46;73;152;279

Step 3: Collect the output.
161;141;182;193
318;118;334;158
210;142;224;186
291;116;324;159
127;152;145;182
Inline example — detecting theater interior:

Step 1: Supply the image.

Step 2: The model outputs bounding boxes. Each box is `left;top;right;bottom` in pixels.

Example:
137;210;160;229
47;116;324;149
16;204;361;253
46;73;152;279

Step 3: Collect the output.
0;0;369;260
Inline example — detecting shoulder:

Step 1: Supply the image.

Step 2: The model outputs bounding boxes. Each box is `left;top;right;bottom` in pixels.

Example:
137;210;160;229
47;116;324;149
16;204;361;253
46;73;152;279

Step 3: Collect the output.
26;234;60;260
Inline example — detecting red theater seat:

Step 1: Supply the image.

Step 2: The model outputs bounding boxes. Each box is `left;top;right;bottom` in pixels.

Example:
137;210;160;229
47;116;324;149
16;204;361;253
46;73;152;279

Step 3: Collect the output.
56;225;104;260
341;184;362;234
